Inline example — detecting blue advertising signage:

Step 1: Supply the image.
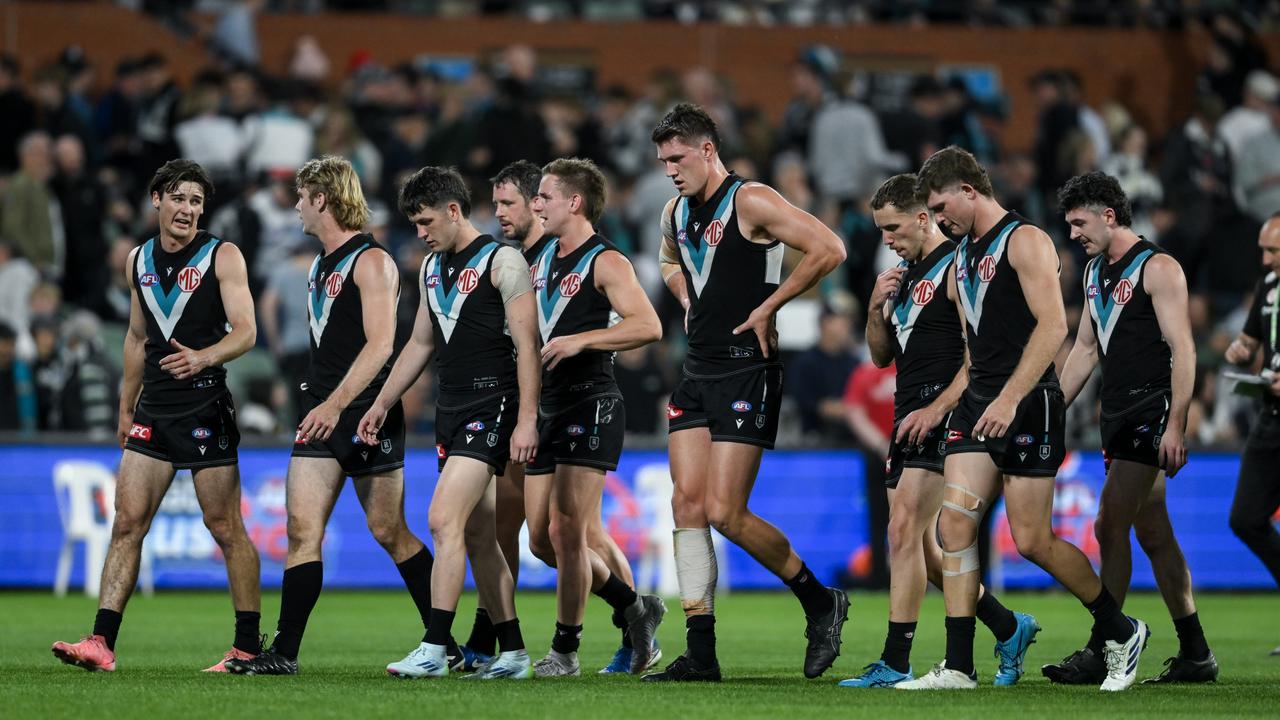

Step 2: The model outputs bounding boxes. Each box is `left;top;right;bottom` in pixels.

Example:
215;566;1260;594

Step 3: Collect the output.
0;445;1271;591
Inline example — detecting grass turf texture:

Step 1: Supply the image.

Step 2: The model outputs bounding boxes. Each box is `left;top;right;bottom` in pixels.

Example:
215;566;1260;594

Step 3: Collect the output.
5;590;1276;718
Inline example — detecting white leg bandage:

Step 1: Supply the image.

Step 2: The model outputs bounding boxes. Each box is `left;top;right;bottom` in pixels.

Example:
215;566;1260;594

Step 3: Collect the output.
674;527;717;615
939;484;986;577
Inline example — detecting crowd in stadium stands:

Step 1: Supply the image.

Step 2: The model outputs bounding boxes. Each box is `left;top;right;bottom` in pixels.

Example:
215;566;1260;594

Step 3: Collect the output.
0;3;1277;456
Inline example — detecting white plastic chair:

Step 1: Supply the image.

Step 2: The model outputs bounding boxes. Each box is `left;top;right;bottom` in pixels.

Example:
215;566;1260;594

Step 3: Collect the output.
53;460;153;598
633;462;730;597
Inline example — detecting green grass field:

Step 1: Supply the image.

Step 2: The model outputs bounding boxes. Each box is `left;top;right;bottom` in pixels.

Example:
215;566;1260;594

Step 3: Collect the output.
5;590;1276;718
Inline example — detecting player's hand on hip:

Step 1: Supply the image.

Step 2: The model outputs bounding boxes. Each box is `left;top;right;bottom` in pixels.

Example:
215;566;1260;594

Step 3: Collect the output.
871;266;907;308
509;420;537;464
541;336;584;371
1158;429;1188;478
972;396;1016;440
159;338;209;379
299;399;341;443
732;305;777;359
897;404;943;446
357;404;386;446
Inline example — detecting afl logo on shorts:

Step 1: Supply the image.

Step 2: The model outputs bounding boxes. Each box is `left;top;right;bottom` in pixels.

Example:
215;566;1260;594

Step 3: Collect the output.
567;425;585;436
560;272;583;297
1112;278;1133;305
178;266;202;293
325;272;343;298
704;219;725;247
457;267;480;294
977;256;996;283
191;427;212;440
140;272;159;287
731;400;752;413
1014;433;1034;446
466;421;486;432
912;279;935;306
128;423;152;441
426;274;441;288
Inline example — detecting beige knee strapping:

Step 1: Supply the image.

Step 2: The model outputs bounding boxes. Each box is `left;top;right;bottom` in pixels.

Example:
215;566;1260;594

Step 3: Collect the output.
940;483;985;577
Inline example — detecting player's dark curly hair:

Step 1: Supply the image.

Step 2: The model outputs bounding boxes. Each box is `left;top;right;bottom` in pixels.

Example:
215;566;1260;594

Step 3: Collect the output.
871;173;927;213
1057;171;1133;228
916;145;994;198
489;160;543;201
148;159;214;200
399;165;471;217
651;102;721;150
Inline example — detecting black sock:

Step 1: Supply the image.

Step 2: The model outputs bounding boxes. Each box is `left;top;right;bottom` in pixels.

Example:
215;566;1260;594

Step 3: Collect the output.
551;622;582;654
881;621;916;674
93;609;123;651
613;608;633;649
425;608;456;647
234;610;261;653
976;590;1018;643
1173;612;1210;661
594;572;639;614
394;547;434;643
1084;587;1132;644
273;561;323;659
785;563;833;618
686;614;716;666
1085;625;1105;654
944;616;976;676
494;618;525;653
465;607;497;656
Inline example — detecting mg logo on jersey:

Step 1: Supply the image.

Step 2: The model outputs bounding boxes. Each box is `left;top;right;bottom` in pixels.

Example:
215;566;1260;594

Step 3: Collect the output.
1112;278;1133;305
457;267;480;294
704;219;725;247
912;279;935;306
128;423;152;441
560;272;583;297
978;256;997;283
177;266;202;293
325;272;344;298
140;272;159;287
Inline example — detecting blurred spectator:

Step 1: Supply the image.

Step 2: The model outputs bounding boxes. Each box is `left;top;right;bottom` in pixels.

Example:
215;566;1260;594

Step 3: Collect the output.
31;315;64;430
95;58;145;175
0;321;36;433
842;357;896;588
2;131;62;278
51;134;109;311
241;82;314;177
314;105;382;193
0;240;39;359
1031;69;1079;206
97;236;137;324
788;307;859;442
1219;70;1279;164
1234;99;1280;224
135;53;183;184
239;170;309;289
211;0;265;68
59;310;119;437
0;54;34;174
1101;124;1163;240
880;75;944;169
1060;70;1110;166
289;35;331;83
32;64;95;164
260;245;314;418
470;76;550;183
614;344;672;436
174;71;246;198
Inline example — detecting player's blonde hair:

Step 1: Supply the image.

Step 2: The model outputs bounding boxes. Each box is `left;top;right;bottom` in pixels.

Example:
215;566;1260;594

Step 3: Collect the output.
296;155;370;232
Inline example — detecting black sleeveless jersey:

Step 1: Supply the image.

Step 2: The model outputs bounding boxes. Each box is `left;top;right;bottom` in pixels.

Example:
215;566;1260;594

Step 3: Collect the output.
889;240;964;416
670;174;785;375
523;234;553;281
423;235;517;400
1083;239;1172;413
955;212;1058;397
530;234;620;405
132;230;228;411
304;233;395;407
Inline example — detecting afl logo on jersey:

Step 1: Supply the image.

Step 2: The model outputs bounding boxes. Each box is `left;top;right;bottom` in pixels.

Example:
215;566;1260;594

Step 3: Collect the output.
560;272;583;297
912;279;935;306
676;229;688;245
977;256;996;283
704;219;725;247
140;272;159;287
1087;284;1099;298
178;267;202;292
1112;278;1133;305
325;272;344;298
426;274;441;288
457;267;480;294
